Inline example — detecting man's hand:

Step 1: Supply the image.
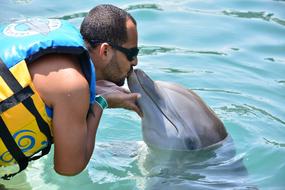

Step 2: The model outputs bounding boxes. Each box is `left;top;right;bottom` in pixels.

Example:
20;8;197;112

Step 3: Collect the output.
96;80;143;117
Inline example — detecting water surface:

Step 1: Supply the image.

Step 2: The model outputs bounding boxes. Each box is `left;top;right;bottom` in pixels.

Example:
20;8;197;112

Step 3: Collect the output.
0;0;284;190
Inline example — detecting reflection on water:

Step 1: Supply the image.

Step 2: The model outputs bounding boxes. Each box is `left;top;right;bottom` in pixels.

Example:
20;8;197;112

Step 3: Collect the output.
263;138;285;148
160;68;192;74
223;10;274;21
53;3;163;21
13;0;32;4
193;88;241;95
277;80;285;84
125;3;163;11
53;12;87;20
88;137;257;190
139;45;227;56
160;67;215;74
245;104;285;125
221;104;256;117
222;10;285;26
220;104;285;125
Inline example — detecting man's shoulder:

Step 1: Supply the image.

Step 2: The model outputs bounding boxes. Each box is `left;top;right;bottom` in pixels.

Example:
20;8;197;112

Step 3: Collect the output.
29;53;89;107
29;53;82;73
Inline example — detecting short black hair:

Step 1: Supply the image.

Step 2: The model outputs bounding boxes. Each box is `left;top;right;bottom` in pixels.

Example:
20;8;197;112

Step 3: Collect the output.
80;4;136;48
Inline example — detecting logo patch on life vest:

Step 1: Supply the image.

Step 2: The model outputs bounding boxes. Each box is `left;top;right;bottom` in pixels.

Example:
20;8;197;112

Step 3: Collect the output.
3;18;61;37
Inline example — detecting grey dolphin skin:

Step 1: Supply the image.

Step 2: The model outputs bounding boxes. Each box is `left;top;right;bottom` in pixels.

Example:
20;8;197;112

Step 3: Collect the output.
127;69;227;150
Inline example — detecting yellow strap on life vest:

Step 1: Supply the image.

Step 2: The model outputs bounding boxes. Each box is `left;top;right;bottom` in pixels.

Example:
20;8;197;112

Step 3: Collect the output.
0;60;52;167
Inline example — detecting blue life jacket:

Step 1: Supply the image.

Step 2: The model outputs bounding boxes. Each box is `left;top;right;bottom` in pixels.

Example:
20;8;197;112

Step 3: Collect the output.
0;18;95;179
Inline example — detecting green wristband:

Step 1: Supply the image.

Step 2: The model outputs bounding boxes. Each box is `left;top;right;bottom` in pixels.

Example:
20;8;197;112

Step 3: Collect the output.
95;95;108;110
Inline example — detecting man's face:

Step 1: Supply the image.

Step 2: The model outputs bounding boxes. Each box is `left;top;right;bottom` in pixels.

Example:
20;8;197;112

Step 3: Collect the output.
102;18;138;86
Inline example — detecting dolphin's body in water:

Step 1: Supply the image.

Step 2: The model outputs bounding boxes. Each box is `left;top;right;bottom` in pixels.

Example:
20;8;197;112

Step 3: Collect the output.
89;69;253;189
127;69;228;150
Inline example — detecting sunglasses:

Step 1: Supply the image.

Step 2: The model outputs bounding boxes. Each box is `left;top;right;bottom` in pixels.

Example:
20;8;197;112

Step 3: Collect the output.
90;39;139;62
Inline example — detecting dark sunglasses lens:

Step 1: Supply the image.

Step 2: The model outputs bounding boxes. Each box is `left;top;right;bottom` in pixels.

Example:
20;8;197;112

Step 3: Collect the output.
127;48;139;61
132;48;139;56
112;45;139;61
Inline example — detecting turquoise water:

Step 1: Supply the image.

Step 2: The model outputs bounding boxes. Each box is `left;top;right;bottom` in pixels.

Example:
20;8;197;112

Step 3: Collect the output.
1;0;285;189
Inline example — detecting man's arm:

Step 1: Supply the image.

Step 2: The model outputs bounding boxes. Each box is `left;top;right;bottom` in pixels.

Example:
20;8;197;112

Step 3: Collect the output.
30;54;142;175
30;54;102;175
52;77;142;175
51;72;101;175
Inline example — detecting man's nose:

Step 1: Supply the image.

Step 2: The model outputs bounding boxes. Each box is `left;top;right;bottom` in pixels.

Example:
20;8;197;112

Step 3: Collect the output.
131;57;138;67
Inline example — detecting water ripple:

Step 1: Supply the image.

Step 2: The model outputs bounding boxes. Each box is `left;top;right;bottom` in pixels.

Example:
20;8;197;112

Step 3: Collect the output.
220;104;257;117
12;0;32;4
161;5;285;28
276;80;285;85
52;4;163;21
125;3;163;11
264;57;276;62
139;45;227;56
264;57;285;64
245;104;285;125
221;104;285;125
160;68;191;74
52;12;87;20
222;10;285;27
160;68;214;74
263;138;285;148
134;4;285;29
193;88;241;95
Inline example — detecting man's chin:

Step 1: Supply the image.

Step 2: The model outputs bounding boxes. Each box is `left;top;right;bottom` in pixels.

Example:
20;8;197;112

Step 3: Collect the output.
115;79;125;86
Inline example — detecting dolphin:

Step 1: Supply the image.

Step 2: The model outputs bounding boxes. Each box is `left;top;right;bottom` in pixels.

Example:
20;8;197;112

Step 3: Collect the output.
127;69;228;150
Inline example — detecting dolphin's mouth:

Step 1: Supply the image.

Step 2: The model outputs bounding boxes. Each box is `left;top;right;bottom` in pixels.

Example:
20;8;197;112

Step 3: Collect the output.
131;69;179;133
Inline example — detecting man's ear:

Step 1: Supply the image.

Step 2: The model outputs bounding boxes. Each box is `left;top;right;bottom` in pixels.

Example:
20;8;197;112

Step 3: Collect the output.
99;43;113;61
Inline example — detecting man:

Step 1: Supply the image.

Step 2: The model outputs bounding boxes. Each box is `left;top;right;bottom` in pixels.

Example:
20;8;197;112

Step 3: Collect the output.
0;4;141;178
80;4;142;115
